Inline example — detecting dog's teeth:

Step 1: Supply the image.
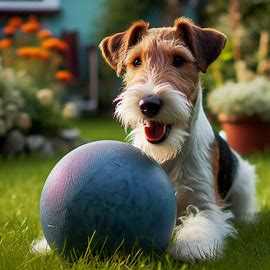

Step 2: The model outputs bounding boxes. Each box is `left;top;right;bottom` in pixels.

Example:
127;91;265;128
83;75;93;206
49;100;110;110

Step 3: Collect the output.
143;120;148;126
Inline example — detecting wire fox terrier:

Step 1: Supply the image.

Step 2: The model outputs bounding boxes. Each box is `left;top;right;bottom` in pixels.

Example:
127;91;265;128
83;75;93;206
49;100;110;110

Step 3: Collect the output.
99;17;257;261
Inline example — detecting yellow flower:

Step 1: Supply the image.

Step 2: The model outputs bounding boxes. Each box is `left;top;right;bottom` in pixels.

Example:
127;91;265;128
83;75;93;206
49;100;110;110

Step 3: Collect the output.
36;89;54;106
62;103;77;119
16;112;32;131
6;103;17;113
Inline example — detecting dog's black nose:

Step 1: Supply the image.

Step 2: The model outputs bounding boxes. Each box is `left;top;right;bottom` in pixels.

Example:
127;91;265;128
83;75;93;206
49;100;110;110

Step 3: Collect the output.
139;96;162;117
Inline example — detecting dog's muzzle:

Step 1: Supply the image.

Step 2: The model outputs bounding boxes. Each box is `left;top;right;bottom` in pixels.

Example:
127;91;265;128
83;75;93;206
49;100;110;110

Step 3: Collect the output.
139;96;162;117
139;96;171;144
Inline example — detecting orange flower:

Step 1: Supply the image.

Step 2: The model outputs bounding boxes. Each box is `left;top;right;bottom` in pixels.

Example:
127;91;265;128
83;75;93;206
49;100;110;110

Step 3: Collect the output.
0;39;12;49
21;21;40;33
3;25;16;36
16;47;49;60
28;15;38;22
17;47;31;58
42;38;69;53
55;70;74;82
8;17;23;28
37;48;50;60
38;29;53;40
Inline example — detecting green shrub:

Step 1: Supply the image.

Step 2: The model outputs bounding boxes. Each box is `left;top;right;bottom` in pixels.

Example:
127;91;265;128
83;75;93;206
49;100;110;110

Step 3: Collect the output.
207;76;270;121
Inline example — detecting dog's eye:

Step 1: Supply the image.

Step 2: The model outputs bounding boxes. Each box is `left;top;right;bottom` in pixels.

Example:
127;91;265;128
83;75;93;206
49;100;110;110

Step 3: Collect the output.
172;55;185;68
133;57;142;67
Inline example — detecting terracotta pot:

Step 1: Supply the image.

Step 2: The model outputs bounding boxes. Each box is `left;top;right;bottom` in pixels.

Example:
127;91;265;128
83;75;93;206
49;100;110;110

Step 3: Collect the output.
218;115;270;155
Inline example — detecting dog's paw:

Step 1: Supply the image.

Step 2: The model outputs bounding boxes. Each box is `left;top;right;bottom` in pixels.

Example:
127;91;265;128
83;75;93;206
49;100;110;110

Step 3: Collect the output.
167;237;219;262
166;208;234;262
31;237;51;253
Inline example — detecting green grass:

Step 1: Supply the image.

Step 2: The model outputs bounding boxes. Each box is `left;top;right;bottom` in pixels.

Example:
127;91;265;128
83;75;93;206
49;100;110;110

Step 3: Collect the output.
0;117;270;269
75;117;126;142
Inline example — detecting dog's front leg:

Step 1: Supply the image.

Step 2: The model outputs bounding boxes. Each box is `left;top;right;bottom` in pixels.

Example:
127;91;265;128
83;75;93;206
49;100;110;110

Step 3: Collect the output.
167;206;235;262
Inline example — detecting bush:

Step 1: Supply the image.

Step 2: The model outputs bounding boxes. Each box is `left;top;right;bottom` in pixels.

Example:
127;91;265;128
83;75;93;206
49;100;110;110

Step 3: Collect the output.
207;76;270;121
0;16;76;137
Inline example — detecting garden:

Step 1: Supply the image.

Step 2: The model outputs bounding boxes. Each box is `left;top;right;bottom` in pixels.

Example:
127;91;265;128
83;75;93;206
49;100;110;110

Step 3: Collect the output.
1;0;270;269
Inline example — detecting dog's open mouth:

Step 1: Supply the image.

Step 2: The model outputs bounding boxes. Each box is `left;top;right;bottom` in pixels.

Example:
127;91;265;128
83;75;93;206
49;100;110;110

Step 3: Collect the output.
144;120;171;144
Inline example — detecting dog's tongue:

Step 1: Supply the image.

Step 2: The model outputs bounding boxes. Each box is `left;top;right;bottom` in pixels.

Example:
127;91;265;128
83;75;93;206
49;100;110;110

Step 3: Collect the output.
144;121;165;142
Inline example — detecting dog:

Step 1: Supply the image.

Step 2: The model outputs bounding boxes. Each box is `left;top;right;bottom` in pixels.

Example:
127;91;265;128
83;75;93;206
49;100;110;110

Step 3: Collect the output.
99;17;257;261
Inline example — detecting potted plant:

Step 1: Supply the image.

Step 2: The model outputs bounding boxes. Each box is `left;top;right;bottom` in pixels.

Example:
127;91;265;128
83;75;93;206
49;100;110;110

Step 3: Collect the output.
208;76;270;154
206;0;270;154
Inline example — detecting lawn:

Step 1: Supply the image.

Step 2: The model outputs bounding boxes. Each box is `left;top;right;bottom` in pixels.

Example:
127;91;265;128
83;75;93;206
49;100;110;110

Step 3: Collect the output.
0;117;270;270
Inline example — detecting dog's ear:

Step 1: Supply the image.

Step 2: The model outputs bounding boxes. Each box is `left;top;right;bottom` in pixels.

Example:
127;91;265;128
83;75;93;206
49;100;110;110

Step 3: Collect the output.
99;21;149;76
174;18;227;73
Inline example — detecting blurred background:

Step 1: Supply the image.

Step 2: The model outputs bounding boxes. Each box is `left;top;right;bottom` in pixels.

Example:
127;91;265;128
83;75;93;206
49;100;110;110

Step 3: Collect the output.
0;0;269;156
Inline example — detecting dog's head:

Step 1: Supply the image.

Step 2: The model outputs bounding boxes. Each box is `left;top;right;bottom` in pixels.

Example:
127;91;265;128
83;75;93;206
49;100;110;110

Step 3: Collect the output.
99;18;226;163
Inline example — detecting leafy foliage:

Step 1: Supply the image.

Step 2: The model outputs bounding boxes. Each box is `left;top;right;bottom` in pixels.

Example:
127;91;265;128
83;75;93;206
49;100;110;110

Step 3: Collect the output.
208;76;270;120
203;0;270;88
0;16;76;137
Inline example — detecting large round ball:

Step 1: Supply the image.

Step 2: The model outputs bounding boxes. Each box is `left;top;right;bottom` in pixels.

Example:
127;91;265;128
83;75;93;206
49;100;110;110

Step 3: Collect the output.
40;140;176;258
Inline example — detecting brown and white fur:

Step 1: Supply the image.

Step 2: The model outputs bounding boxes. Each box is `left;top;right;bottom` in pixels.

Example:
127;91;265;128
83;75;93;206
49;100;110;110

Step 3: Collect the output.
99;18;256;261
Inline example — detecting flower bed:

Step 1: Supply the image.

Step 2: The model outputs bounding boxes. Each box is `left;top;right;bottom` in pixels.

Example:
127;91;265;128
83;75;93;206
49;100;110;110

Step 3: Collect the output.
0;16;82;156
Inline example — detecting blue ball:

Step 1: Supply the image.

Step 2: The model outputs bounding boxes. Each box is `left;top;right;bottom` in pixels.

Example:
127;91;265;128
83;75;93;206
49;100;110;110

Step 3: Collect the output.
40;140;176;258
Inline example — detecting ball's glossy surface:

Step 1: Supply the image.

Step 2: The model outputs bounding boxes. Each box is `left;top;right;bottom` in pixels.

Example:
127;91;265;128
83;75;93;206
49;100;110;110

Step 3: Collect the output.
40;140;176;257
